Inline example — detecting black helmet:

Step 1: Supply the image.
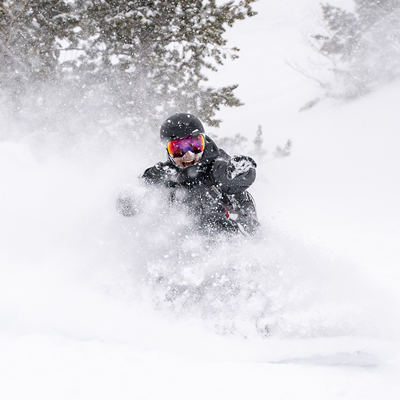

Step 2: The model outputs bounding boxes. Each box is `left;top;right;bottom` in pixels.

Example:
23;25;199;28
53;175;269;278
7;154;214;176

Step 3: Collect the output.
160;113;205;143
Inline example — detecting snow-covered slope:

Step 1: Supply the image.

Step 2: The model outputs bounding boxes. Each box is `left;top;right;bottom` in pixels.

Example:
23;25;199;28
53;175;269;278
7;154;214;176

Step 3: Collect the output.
1;0;400;399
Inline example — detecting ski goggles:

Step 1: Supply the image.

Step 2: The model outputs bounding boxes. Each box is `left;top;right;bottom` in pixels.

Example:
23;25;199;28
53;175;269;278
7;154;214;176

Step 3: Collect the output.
167;134;205;158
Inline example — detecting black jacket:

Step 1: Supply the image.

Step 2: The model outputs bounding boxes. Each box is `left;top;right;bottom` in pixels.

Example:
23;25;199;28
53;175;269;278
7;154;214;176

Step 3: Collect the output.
117;136;259;233
120;136;258;234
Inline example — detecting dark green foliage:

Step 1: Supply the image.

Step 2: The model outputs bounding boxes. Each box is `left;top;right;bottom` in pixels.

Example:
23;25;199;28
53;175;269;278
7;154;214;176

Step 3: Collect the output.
315;5;359;59
0;0;257;139
311;0;400;99
0;0;78;98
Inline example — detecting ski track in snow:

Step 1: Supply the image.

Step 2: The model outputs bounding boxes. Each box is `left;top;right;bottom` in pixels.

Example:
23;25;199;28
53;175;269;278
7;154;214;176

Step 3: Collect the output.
1;0;400;398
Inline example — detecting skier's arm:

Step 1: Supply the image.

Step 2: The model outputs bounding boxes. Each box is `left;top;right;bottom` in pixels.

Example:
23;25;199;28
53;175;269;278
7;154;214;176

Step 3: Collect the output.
142;162;178;187
212;156;257;195
142;163;163;185
118;160;178;216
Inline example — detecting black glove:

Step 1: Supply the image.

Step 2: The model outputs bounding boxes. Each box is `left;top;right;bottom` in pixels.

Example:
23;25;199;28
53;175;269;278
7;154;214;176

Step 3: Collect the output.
227;156;257;179
212;156;256;195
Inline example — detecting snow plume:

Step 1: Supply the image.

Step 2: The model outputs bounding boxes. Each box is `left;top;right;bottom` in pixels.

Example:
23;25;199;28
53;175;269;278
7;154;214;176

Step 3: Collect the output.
0;117;398;344
0;80;162;154
0;63;398;348
114;180;399;341
137;216;397;340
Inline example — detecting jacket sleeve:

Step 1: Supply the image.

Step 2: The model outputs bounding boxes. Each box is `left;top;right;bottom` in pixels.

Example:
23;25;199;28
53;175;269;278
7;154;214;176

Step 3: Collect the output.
142;163;164;185
212;156;256;195
142;162;179;188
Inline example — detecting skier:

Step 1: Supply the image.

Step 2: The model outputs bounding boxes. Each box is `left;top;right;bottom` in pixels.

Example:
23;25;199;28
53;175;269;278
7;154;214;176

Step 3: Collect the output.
117;113;259;235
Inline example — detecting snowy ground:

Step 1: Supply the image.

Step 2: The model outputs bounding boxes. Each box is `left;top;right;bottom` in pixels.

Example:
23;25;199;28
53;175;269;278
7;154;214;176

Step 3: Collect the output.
1;0;400;399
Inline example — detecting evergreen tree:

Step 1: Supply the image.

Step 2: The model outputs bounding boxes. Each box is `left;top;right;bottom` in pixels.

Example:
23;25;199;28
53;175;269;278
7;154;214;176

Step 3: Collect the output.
311;0;400;98
252;125;267;159
0;0;78;91
0;0;257;139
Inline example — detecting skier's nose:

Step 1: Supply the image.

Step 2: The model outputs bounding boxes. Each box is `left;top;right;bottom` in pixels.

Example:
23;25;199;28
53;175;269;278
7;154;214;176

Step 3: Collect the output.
182;150;195;162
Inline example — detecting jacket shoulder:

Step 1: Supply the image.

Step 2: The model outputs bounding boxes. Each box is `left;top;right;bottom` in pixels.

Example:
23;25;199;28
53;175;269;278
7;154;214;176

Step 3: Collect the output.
218;148;231;161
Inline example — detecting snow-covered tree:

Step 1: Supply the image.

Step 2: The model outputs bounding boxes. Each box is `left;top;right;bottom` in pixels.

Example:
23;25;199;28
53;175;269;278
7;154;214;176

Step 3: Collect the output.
0;0;257;138
311;0;400;98
0;0;78;94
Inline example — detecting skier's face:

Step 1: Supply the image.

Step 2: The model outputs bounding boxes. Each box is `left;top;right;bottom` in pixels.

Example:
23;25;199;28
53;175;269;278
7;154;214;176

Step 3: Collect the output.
167;134;205;168
172;150;203;168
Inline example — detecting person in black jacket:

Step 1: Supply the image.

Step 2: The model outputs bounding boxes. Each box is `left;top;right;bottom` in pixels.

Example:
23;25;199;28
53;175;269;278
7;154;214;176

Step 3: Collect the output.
117;113;259;235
